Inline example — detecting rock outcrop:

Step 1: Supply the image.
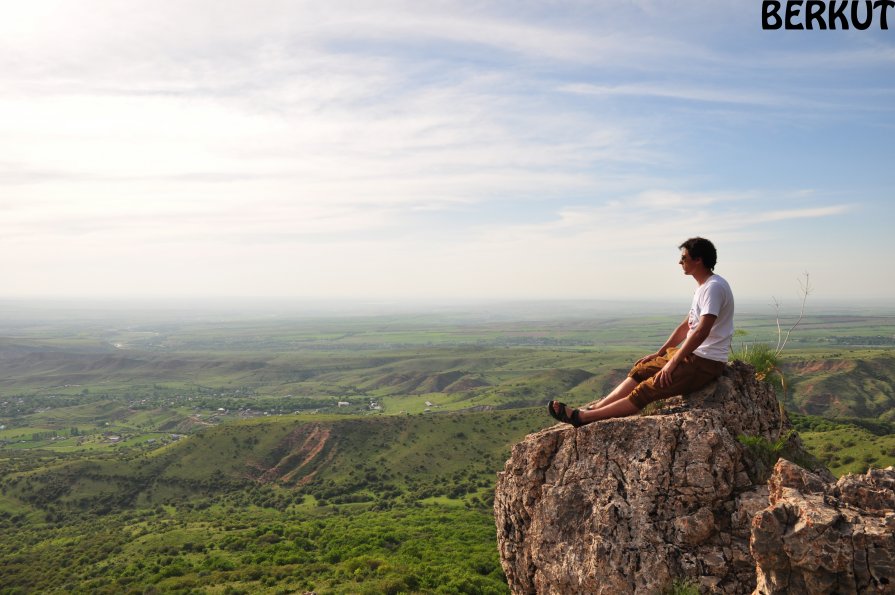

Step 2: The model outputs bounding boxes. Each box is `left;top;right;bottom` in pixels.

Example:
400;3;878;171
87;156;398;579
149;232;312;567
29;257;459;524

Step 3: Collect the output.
494;361;893;594
752;460;895;594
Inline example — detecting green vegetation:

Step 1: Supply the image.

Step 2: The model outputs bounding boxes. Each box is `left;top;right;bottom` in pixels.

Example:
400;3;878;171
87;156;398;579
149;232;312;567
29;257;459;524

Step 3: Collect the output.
783;353;895;418
731;341;781;386
0;501;507;594
665;577;701;595
2;408;547;516
793;413;895;476
737;431;796;483
2;307;895;592
0;402;546;593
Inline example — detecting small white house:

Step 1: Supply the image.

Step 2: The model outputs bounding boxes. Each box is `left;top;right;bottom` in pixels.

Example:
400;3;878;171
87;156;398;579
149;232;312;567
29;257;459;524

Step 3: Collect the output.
337;401;351;407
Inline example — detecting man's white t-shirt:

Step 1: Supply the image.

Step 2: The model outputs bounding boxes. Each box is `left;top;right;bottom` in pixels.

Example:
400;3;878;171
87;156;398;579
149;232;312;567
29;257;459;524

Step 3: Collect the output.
687;274;735;362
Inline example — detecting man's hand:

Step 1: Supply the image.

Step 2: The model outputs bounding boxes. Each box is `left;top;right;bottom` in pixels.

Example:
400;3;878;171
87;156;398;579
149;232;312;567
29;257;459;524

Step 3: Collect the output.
636;352;662;365
654;358;678;388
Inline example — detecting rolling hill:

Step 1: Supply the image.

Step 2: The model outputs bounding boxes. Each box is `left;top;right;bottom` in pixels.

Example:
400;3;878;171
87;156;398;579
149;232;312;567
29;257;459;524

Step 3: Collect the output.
3;407;547;517
783;353;895;418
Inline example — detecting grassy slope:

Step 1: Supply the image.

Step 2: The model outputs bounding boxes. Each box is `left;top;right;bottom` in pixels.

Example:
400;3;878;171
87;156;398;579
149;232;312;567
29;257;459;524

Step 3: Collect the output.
3;312;895;593
799;425;895;476
0;501;507;594
792;413;895;475
1;408;551;594
782;351;895;418
3;408;547;514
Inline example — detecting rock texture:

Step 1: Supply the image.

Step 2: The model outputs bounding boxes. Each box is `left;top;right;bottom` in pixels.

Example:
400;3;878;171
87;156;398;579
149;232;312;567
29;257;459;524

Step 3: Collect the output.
493;361;893;594
752;459;895;594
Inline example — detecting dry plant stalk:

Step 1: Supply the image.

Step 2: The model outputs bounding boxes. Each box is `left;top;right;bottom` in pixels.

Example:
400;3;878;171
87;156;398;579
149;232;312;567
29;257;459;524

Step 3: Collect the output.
770;271;812;438
773;272;812;357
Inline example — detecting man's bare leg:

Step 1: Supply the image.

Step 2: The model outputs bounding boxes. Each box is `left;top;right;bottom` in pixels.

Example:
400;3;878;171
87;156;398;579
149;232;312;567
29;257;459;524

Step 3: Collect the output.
584;377;638;410
553;397;640;424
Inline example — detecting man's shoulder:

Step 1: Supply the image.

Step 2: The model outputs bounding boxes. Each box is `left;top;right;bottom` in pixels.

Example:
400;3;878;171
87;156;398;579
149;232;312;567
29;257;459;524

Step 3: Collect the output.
707;273;732;291
699;274;734;301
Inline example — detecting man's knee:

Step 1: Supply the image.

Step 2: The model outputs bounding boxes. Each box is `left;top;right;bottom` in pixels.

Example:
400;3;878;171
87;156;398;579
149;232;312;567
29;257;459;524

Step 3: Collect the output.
628;359;665;383
627;381;662;410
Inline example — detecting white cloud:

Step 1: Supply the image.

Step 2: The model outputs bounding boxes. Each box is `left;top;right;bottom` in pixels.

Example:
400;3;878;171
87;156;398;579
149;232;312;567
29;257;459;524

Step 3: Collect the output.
560;82;786;107
753;205;851;223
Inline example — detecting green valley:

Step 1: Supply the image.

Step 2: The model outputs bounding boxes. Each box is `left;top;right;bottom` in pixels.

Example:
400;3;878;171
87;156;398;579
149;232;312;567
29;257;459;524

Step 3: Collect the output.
2;304;894;593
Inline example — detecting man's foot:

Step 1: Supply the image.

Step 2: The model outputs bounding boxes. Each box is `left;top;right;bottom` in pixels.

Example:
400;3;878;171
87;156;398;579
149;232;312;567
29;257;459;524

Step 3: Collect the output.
547;400;584;427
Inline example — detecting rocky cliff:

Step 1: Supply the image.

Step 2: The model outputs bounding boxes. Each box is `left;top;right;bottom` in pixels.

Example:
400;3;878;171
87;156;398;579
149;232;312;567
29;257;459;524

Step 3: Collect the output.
752;459;895;594
494;361;894;594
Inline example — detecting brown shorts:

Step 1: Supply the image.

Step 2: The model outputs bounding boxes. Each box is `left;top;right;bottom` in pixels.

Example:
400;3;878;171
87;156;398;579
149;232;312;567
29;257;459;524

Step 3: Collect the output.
626;347;726;410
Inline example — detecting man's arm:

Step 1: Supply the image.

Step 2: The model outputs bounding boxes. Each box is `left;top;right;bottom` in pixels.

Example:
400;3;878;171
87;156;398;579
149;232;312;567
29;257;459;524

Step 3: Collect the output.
654;314;717;388
636;316;690;365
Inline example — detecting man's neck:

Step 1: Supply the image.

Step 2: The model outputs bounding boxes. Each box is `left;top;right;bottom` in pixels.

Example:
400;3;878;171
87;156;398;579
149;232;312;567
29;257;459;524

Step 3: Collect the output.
693;269;714;286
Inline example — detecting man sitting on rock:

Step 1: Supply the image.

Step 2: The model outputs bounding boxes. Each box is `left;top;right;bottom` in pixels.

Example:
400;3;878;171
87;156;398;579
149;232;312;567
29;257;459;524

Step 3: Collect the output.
549;237;734;427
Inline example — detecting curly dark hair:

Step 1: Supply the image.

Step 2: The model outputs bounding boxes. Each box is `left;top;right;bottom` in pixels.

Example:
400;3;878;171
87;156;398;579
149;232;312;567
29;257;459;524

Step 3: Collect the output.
678;237;718;271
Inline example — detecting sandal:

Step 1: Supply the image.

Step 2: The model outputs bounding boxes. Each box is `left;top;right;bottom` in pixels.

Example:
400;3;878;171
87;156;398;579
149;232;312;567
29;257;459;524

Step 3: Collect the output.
547;400;584;427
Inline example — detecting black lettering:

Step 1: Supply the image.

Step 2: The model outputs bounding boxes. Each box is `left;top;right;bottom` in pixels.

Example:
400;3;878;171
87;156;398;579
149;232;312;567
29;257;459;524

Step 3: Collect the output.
763;1;784;29
875;0;895;28
829;0;850;28
805;0;828;28
764;0;895;30
852;0;873;29
786;0;805;28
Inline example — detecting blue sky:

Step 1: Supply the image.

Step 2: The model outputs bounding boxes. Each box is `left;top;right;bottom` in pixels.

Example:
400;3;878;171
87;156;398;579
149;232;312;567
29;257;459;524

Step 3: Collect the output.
1;1;893;304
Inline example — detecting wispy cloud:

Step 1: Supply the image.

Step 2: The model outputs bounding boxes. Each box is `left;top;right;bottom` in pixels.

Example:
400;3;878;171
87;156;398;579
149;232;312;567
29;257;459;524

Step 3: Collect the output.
753;205;851;223
473;192;851;242
560;82;787;107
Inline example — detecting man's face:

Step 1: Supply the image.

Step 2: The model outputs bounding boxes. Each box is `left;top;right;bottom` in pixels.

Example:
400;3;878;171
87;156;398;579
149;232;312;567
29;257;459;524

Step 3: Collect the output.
679;249;700;276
